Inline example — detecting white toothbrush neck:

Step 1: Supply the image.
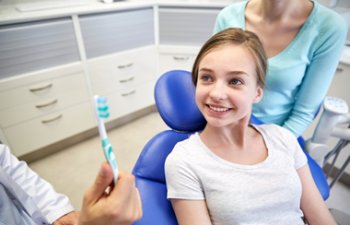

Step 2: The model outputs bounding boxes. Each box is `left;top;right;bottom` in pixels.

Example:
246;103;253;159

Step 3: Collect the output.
98;117;108;140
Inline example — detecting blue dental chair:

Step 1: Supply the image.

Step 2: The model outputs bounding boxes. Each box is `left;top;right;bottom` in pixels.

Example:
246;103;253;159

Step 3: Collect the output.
132;70;330;225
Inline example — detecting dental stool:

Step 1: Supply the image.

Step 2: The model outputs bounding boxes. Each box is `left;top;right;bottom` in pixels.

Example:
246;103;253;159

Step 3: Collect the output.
132;70;330;225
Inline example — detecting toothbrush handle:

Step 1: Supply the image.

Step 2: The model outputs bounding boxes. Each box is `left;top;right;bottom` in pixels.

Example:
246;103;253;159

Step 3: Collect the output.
102;139;119;184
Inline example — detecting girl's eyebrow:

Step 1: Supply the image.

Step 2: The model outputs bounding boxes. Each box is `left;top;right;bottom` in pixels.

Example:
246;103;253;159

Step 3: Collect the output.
227;71;249;76
198;67;213;73
199;67;249;76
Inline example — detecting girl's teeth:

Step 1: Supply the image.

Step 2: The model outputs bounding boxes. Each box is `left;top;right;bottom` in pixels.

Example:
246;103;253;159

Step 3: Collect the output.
210;105;228;112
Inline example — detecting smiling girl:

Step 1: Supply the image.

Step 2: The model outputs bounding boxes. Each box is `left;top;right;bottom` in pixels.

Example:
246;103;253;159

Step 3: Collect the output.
165;28;336;225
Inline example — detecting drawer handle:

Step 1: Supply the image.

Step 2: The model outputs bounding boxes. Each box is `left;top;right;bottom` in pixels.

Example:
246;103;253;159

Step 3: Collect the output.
117;63;134;69
29;83;53;92
336;67;343;73
119;76;135;83
41;114;62;124
121;90;136;97
35;99;58;109
173;56;190;61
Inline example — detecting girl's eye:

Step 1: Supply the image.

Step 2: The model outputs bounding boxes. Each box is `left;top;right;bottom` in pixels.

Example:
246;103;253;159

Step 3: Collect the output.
229;79;243;85
200;75;213;82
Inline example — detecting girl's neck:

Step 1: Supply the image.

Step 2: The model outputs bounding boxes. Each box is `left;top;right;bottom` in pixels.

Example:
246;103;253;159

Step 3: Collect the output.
200;121;252;151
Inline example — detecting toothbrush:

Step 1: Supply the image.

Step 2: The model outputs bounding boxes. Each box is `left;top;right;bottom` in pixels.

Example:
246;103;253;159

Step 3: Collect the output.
94;95;119;184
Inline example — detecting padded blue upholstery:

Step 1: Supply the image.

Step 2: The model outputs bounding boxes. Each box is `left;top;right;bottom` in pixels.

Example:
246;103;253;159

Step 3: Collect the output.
132;70;202;225
132;70;329;225
155;70;206;132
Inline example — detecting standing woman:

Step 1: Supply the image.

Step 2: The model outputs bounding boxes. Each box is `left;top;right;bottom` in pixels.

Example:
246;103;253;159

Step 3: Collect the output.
214;0;347;137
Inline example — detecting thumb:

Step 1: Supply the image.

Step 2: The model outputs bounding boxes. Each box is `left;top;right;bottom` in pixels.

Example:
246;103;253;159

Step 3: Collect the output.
86;162;114;203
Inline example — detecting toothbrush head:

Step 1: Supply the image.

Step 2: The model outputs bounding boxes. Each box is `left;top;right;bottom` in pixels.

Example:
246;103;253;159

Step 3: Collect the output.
94;95;110;119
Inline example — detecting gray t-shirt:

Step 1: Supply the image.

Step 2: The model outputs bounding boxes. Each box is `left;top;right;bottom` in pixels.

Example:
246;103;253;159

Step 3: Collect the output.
165;124;307;225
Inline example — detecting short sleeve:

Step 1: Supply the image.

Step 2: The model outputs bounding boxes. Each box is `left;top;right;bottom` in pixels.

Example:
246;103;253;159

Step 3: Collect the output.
293;142;308;170
165;144;204;200
279;126;308;169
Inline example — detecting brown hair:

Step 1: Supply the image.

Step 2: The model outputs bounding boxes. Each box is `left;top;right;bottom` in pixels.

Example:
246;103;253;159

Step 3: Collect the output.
192;28;267;88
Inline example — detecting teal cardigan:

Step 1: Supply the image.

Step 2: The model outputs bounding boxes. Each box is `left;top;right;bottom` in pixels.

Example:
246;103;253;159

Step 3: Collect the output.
214;0;347;136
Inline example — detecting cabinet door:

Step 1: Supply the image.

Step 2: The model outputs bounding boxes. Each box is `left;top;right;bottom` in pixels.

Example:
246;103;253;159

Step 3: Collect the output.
158;7;221;46
0;18;80;79
79;7;155;59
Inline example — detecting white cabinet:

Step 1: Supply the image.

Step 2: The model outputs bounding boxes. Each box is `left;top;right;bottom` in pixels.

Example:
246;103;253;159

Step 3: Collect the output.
80;7;157;121
0;6;158;157
87;46;157;121
0;63;95;156
0;17;94;157
158;6;222;74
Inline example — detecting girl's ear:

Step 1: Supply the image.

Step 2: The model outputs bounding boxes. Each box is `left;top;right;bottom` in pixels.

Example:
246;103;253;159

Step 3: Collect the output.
253;86;263;103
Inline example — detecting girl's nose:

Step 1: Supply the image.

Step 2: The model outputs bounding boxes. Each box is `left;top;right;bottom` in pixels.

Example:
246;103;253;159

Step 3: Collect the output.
209;81;227;100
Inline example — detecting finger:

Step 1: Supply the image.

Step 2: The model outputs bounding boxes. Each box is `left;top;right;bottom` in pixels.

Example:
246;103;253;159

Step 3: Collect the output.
85;162;114;203
134;187;143;220
110;171;135;199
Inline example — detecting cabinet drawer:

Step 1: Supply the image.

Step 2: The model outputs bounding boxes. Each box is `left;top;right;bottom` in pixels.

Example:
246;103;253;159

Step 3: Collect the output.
159;52;196;76
0;73;89;127
0;18;80;79
0;63;85;109
159;7;220;46
80;7;155;59
105;81;155;120
88;47;157;95
4;102;95;156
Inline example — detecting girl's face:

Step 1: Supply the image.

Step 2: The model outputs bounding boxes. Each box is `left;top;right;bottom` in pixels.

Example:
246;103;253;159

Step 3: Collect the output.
195;44;263;128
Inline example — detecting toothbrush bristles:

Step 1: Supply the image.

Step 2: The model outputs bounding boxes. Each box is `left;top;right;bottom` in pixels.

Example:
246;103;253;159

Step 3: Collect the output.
96;96;110;119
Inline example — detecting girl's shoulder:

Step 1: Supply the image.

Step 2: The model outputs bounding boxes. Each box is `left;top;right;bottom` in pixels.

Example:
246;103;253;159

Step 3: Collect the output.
253;124;299;150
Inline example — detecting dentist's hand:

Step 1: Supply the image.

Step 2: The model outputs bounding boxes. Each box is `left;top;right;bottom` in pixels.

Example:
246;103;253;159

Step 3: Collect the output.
78;162;142;225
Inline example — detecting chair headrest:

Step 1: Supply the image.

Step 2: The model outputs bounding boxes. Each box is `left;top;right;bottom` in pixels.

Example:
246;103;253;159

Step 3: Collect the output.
155;70;206;132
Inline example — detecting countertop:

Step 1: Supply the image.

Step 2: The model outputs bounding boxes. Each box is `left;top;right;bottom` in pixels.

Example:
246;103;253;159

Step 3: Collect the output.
0;0;232;25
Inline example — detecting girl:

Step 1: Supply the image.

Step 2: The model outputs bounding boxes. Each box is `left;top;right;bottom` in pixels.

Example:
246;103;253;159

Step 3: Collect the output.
165;28;336;225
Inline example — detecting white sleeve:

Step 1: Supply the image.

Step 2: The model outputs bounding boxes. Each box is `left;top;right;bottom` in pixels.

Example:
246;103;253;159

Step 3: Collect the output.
276;127;308;170
165;144;204;200
0;144;74;223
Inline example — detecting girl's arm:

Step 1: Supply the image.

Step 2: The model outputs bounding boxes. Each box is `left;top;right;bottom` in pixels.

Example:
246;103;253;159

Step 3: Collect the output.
171;199;212;225
298;165;337;225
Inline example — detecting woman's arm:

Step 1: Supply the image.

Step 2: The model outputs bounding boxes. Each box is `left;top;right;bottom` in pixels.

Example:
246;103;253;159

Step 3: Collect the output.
283;13;347;137
171;199;212;225
298;165;336;225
